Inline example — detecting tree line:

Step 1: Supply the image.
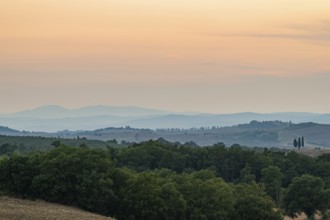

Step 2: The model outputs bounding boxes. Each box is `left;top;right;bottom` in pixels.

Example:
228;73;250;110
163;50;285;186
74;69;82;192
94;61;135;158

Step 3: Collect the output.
293;136;304;149
1;140;330;219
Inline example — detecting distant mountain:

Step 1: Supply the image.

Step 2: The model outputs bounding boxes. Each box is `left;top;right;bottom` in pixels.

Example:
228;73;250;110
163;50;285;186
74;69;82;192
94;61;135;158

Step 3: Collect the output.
0;126;19;133
0;115;137;132
9;105;172;118
1;105;330;132
114;112;329;129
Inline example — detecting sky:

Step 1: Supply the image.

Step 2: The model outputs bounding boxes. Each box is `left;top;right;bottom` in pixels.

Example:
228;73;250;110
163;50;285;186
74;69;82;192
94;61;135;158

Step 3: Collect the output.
1;0;330;114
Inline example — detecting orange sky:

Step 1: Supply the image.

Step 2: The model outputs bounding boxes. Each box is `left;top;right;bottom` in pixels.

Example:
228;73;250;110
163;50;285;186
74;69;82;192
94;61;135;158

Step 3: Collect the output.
1;0;330;113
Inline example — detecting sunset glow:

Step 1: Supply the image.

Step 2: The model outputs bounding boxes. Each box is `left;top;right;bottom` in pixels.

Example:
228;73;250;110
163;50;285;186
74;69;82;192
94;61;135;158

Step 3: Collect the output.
1;0;330;113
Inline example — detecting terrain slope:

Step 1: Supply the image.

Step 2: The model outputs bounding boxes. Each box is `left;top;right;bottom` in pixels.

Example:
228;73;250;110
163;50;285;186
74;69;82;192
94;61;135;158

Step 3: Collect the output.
0;197;114;220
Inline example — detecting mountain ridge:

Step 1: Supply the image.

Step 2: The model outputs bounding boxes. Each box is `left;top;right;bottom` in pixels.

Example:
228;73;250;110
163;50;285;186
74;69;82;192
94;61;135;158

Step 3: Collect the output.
1;105;330;132
7;105;173;118
1;120;330;148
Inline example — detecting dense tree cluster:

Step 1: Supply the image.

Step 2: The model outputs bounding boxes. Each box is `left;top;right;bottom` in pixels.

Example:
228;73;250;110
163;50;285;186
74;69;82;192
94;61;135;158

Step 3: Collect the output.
0;139;330;219
0;135;122;153
293;136;305;149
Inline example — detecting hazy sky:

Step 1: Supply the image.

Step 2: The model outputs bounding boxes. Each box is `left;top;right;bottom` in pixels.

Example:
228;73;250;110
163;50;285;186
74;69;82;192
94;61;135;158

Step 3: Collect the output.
1;0;330;114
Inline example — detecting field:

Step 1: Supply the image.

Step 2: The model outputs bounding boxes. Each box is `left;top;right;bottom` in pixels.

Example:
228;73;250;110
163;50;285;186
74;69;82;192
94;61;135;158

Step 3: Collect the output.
0;195;326;220
293;147;330;157
0;197;114;220
284;213;322;220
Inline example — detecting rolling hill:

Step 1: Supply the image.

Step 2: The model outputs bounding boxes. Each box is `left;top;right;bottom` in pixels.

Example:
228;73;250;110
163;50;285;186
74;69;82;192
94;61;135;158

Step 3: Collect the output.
1;121;329;148
0;197;114;220
1;105;330;132
9;105;171;118
0;126;19;133
78;121;330;147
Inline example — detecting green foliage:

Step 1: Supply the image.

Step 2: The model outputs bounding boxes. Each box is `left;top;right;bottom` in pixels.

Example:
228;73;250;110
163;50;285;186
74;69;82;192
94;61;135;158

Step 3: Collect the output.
233;183;282;220
293;139;298;148
261;166;283;207
2;138;330;219
0;143;18;155
51;140;61;147
177;172;235;220
118;172;186;220
0;135;111;153
283;174;330;219
32;146;116;214
0;146;116;215
0;153;40;197
117;140;186;172
239;163;256;183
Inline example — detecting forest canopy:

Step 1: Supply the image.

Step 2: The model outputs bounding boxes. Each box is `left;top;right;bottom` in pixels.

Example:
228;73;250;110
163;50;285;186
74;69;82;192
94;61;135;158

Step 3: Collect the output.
0;139;330;219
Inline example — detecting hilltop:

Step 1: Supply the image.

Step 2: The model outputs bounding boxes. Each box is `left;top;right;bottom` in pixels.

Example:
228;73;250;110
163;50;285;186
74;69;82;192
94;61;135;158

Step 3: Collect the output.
1;120;330;148
1;105;330;132
74;121;330;147
0;126;19;133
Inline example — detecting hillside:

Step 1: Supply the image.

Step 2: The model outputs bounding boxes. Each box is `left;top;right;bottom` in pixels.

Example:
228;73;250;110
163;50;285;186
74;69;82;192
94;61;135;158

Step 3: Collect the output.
1;121;330;148
79;121;330;147
1;143;329;219
9;105;171;118
0;126;19;133
2;105;330;132
0;197;114;220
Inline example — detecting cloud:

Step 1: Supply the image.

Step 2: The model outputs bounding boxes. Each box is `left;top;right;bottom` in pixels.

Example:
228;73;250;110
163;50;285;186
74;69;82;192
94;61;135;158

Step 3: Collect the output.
285;20;330;31
216;33;330;43
208;20;330;44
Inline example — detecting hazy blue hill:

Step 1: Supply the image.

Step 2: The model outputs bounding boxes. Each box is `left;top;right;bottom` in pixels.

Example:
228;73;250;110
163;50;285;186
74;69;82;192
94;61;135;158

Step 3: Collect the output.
79;120;330;147
121;114;221;129
0;115;137;132
314;114;330;123
9;105;172;119
0;126;19;133
74;105;171;117
237;120;290;129
118;112;329;129
10;105;70;118
2;105;330;132
286;122;318;130
282;123;330;147
1;120;330;147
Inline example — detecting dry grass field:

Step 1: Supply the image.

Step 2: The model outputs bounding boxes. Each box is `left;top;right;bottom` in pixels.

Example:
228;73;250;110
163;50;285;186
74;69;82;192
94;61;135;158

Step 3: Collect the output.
292;147;330;158
284;213;322;220
0;196;114;220
0;196;327;220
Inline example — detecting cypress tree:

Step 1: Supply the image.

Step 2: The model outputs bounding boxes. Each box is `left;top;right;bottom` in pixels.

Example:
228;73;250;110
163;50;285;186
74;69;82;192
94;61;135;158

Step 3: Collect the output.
293;139;298;148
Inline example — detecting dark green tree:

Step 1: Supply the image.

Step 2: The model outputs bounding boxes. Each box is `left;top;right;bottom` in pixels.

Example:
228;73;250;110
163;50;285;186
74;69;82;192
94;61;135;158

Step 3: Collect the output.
283;174;330;219
0;143;17;155
232;183;282;220
302;136;305;147
261;166;283;207
0;153;40;198
51;140;61;148
240;163;256;183
177;170;235;220
293;139;298;148
32;146;116;215
119;172;186;220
